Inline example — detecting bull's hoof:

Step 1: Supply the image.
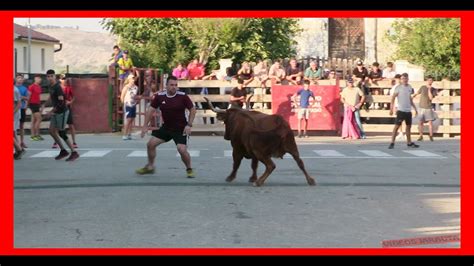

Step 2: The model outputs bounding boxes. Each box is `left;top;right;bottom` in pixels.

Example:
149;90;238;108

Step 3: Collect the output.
248;176;257;183
225;176;235;182
253;181;264;187
308;178;317;186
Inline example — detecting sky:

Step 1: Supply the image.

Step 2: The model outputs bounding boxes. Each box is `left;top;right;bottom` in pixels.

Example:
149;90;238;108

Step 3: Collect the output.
13;18;109;33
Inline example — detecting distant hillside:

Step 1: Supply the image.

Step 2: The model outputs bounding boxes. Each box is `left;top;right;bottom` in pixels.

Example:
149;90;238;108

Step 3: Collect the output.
35;28;117;74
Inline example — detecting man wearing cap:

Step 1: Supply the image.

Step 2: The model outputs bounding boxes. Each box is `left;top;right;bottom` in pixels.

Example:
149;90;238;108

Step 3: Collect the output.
340;78;366;139
352;60;369;87
117;50;134;90
352;60;370;112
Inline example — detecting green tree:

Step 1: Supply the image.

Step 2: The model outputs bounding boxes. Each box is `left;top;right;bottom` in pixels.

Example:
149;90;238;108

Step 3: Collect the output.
181;18;249;66
101;18;191;72
235;18;301;62
387;18;460;80
102;18;301;74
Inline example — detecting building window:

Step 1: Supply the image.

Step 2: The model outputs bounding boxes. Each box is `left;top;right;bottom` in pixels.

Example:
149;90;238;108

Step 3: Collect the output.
41;48;45;71
23;47;27;71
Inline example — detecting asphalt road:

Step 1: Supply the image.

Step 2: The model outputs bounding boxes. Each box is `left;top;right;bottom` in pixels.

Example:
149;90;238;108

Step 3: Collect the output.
14;134;460;248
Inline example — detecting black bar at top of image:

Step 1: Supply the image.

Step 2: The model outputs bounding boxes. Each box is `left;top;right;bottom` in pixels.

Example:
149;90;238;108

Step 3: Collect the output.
0;0;473;11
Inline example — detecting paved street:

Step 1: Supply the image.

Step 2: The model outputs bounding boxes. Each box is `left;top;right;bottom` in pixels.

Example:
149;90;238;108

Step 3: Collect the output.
14;134;460;248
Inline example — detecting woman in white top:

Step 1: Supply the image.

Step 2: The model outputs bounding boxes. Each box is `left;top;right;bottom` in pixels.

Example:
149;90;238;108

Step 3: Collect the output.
120;74;141;140
253;59;269;88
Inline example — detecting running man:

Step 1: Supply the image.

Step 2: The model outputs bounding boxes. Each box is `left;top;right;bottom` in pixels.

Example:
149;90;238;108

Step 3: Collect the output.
388;73;419;149
42;69;79;161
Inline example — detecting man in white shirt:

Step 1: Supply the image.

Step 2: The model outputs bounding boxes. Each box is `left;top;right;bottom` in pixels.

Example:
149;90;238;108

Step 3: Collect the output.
388;73;419;149
383;62;396;79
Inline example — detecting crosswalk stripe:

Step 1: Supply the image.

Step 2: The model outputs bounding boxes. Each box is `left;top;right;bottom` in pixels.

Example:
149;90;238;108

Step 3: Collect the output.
24;149;447;159
81;150;112;157
402;150;442;157
358;150;393;157
30;151;59;158
313;150;346;157
127;151;147;157
176;150;200;157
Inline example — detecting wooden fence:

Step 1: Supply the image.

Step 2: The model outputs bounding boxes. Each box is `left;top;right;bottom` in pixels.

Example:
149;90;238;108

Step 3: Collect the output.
177;79;461;138
23;77;460;138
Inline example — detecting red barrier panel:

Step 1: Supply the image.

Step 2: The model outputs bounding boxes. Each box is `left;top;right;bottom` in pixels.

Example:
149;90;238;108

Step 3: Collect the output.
271;85;341;131
70;78;112;133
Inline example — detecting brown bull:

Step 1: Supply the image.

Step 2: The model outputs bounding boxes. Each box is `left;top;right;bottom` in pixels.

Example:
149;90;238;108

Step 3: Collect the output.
204;96;316;186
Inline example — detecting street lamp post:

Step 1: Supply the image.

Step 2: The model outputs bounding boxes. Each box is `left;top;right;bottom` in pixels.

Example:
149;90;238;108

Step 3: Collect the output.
27;18;31;78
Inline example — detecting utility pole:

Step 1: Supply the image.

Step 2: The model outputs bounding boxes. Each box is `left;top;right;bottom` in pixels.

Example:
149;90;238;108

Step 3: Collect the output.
27;18;31;78
374;18;378;63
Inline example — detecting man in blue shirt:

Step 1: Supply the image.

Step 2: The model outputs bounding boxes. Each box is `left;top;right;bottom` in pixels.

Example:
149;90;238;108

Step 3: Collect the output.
14;74;30;148
110;45;123;67
292;80;315;138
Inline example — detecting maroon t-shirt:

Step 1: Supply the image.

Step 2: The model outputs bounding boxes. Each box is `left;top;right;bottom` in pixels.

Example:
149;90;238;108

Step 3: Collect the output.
150;91;194;131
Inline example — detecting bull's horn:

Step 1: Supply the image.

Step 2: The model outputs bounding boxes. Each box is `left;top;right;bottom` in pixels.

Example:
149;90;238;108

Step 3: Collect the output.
203;97;225;113
246;93;254;110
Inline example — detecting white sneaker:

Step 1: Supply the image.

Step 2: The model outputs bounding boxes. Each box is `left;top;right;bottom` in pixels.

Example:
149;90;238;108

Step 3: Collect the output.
122;136;129;140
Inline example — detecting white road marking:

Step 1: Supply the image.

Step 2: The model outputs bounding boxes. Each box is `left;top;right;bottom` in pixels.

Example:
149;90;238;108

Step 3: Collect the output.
30;151;59;158
176;150;200;157
313;150;346;157
127;151;148;157
81;150;112;157
403;150;443;157
358;150;393;157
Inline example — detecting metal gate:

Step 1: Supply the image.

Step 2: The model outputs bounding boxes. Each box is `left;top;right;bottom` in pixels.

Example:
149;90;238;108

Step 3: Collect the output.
328;18;365;60
109;66;164;132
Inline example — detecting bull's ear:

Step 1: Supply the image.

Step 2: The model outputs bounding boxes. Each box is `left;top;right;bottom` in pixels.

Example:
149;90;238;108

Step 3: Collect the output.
217;111;230;121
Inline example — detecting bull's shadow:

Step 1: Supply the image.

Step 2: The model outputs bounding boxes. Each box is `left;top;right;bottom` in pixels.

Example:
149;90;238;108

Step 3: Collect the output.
203;96;316;187
274;93;296;129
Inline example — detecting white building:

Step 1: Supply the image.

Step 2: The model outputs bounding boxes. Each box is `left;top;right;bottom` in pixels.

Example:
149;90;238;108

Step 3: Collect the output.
296;18;397;64
14;23;62;77
296;18;426;80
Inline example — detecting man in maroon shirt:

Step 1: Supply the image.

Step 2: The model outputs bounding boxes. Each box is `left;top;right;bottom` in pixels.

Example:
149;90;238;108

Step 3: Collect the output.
137;76;197;178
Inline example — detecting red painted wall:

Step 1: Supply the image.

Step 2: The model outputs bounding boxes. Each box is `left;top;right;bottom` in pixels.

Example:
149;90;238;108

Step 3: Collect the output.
271;85;341;131
69;78;112;133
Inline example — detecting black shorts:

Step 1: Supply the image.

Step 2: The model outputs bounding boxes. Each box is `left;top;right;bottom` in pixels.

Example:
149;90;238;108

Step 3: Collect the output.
395;111;412;126
20;109;26;123
67;109;74;125
151;126;188;145
29;104;40;114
